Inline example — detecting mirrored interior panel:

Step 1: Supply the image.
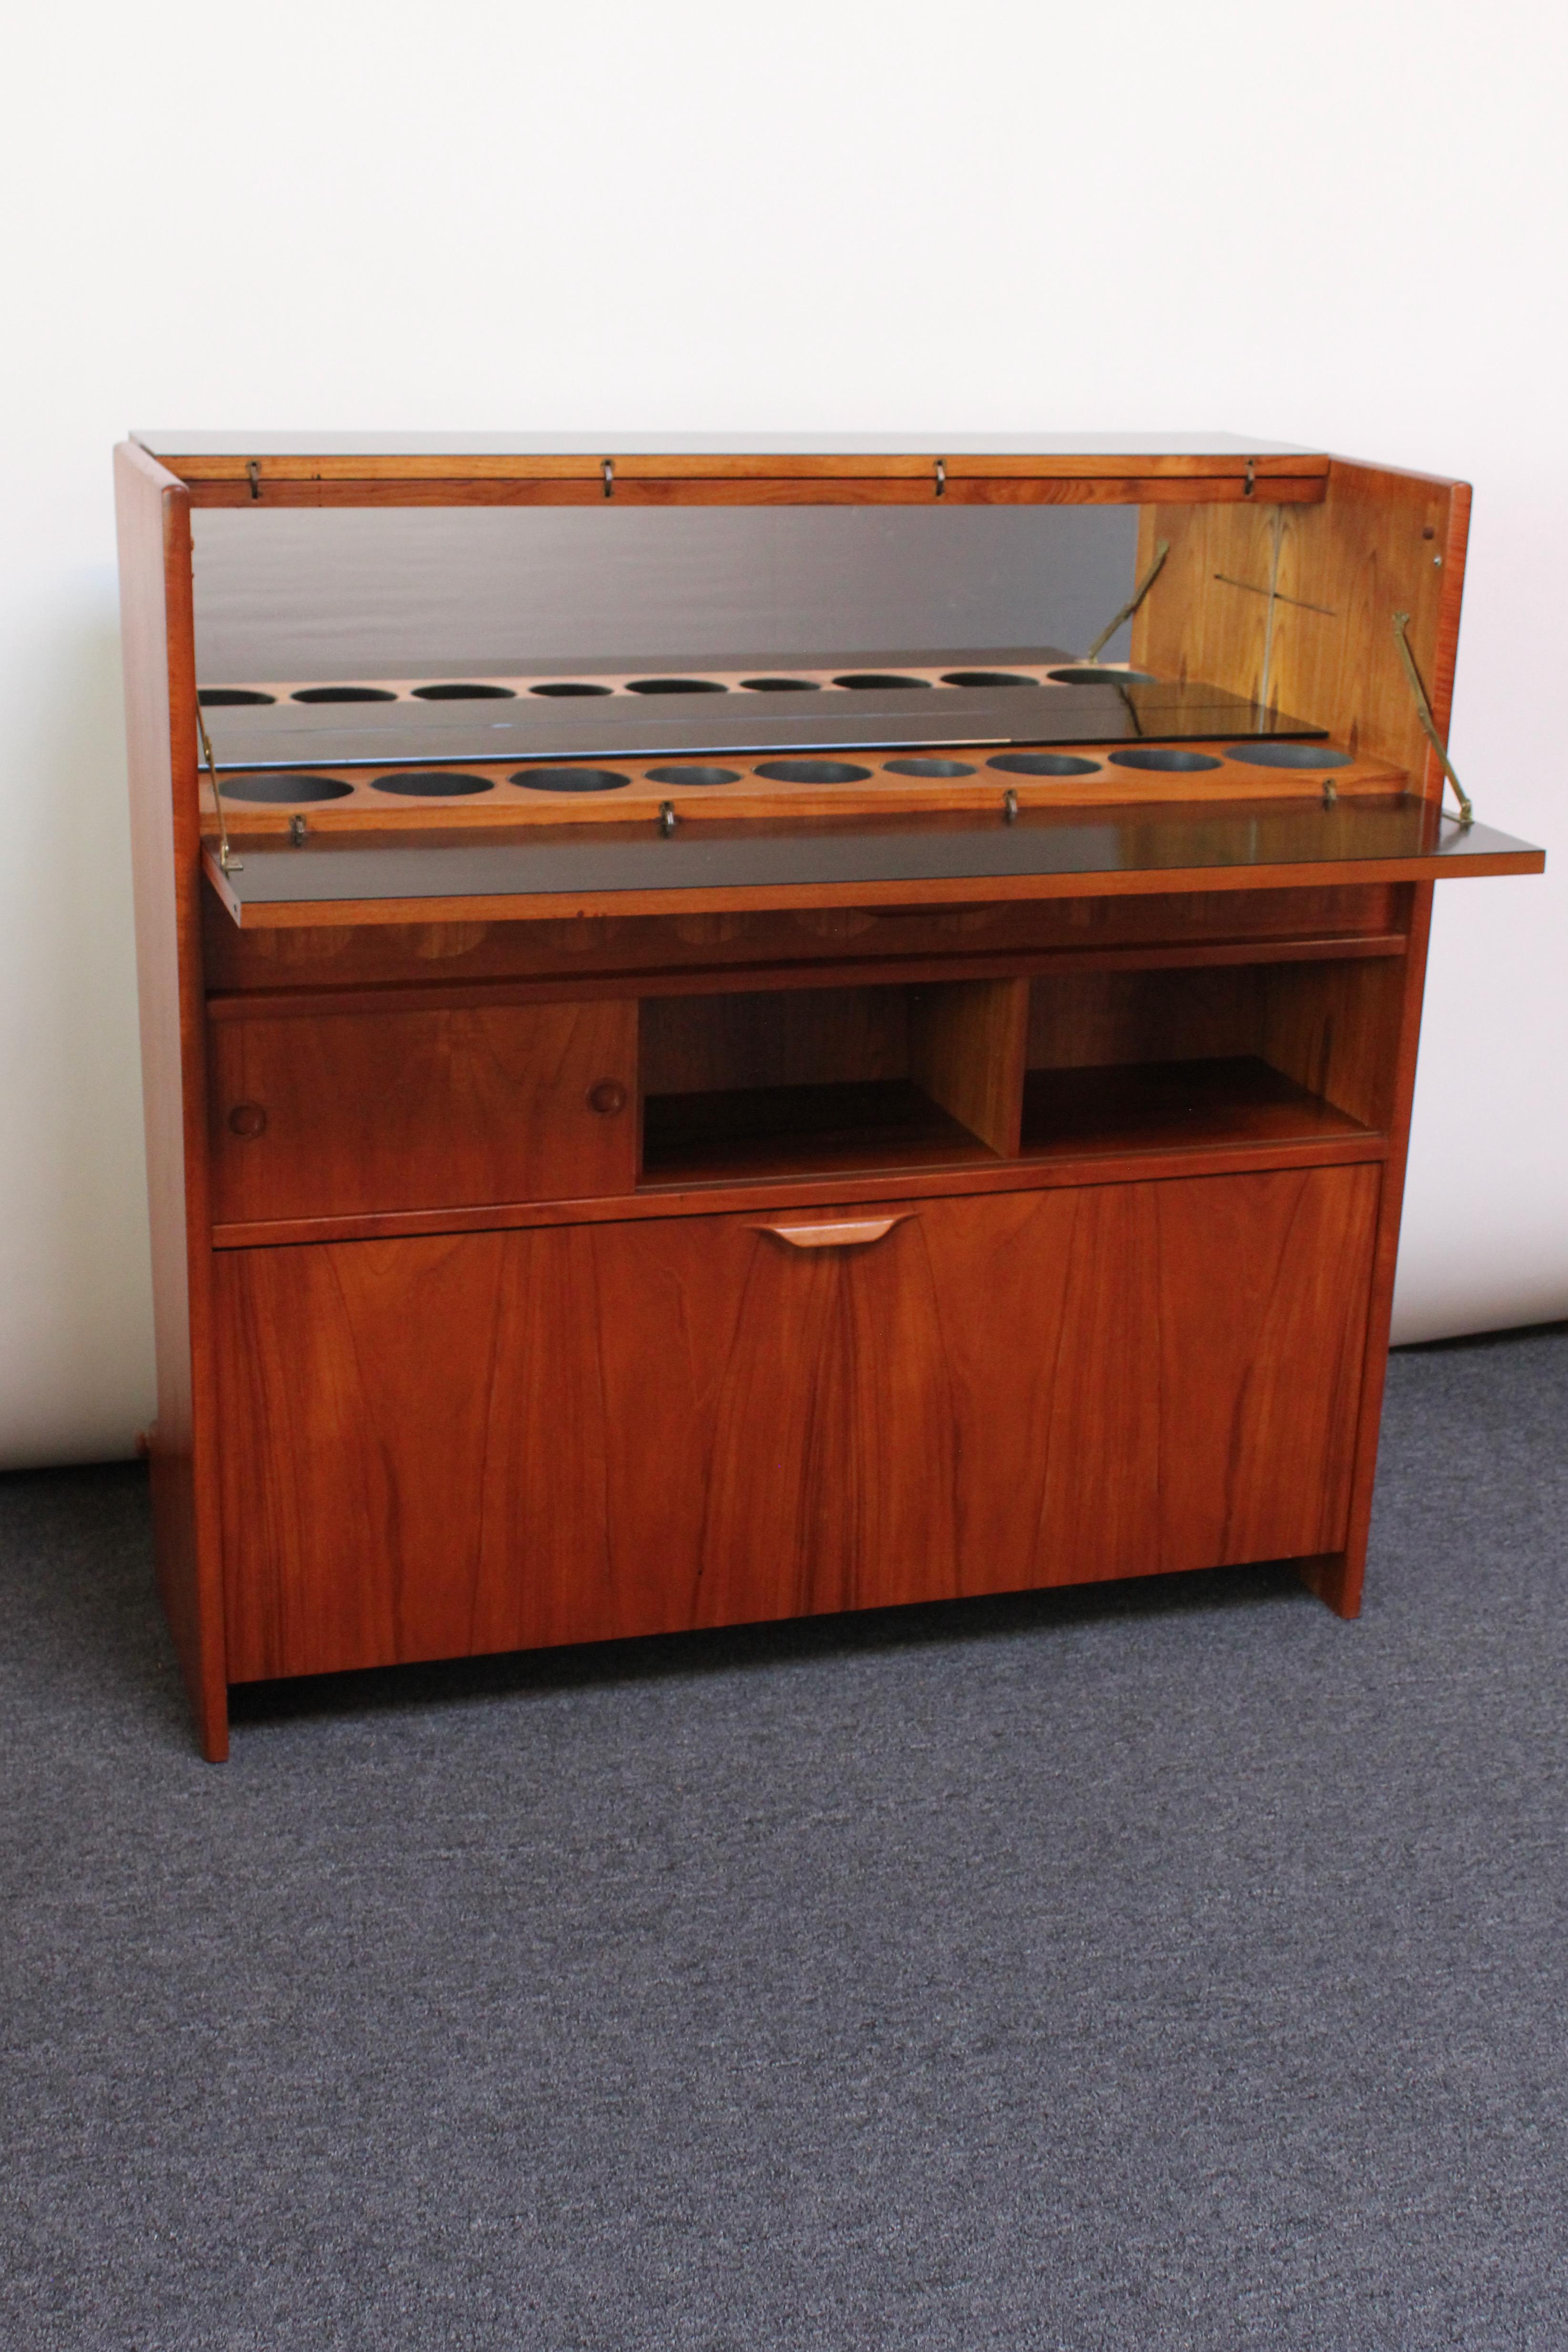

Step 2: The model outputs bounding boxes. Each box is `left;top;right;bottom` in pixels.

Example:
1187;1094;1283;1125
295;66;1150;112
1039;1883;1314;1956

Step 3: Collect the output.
192;504;1142;682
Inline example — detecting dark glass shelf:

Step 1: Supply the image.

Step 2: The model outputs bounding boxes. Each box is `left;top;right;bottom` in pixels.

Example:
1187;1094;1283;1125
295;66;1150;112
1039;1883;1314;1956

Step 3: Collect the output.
205;803;1544;924
204;674;1324;769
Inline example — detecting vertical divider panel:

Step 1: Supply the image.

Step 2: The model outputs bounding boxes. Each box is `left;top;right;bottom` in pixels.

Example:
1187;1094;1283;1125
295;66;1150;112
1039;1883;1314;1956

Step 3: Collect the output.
1262;956;1405;1131
909;978;1029;1157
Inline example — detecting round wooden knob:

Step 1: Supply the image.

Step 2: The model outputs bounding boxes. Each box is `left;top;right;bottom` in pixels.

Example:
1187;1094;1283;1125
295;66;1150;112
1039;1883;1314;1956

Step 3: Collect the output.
227;1102;268;1139
587;1080;628;1117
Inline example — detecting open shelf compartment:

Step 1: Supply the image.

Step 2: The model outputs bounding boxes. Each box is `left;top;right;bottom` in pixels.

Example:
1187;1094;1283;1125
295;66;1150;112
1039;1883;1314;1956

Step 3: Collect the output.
1019;958;1397;1160
638;951;1397;1188
639;978;1026;1186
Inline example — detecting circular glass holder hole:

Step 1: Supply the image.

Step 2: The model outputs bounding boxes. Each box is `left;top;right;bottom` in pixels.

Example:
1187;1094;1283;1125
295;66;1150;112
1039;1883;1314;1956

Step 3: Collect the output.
511;766;630;794
832;672;931;690
1223;741;1351;769
410;682;516;702
987;752;1100;778
884;757;977;778
1108;747;1223;774
223;773;355;804
624;677;728;695
1047;667;1158;687
645;764;742;788
754;758;873;785
198;688;276;707
371;771;496;797
939;671;1038;690
529;681;613;698
739;677;822;692
291;685;399;703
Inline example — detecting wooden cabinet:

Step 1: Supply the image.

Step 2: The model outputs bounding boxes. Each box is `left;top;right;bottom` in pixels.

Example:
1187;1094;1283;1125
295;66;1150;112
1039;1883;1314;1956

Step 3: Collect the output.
215;1164;1378;1683
114;432;1544;1757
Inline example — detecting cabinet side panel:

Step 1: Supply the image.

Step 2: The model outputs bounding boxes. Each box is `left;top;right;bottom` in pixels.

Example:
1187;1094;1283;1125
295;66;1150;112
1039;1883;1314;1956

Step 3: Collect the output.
115;443;228;1758
1135;463;1470;798
1302;883;1435;1616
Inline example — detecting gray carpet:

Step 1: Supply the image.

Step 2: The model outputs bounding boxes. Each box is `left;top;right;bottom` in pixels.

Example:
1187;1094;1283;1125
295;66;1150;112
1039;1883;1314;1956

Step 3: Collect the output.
3;1327;1567;2352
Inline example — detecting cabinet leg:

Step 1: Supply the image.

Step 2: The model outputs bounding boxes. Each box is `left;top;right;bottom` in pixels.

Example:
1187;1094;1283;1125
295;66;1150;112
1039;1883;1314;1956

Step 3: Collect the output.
1296;1548;1364;1619
196;1690;231;1763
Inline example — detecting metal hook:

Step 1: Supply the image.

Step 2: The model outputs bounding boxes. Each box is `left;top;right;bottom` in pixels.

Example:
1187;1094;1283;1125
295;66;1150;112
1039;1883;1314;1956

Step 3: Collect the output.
659;800;678;836
602;458;614;500
934;458;947;500
247;460;261;502
1002;788;1019;824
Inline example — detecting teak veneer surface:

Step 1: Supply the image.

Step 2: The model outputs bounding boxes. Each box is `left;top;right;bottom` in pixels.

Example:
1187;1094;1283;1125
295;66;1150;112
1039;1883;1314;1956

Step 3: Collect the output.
200;883;1413;994
1019;1058;1367;1159
140;434;1330;510
198;745;1404;836
175;476;1331;511
115;444;229;1760
112;432;1547;1754
215;1166;1377;1684
1135;459;1470;803
209;998;637;1224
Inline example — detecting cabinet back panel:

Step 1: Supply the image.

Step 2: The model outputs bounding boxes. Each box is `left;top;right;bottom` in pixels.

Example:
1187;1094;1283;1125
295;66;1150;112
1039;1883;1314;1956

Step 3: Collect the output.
641;987;909;1097
1027;968;1266;1069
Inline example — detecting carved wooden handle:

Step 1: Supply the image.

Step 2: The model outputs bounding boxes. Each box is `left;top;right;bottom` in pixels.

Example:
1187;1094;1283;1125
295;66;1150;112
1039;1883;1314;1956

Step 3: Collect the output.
756;1215;909;1251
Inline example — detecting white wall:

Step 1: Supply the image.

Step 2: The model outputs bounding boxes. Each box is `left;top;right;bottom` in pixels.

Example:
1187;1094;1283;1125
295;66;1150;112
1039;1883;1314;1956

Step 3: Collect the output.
1;0;1563;1465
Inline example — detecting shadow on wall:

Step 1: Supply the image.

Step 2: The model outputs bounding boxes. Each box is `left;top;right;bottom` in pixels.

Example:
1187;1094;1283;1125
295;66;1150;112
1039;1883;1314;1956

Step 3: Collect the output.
0;577;155;1467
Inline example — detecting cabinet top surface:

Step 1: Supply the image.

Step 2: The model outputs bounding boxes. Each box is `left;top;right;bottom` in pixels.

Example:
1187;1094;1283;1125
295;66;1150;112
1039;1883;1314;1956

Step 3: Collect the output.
134;430;1318;461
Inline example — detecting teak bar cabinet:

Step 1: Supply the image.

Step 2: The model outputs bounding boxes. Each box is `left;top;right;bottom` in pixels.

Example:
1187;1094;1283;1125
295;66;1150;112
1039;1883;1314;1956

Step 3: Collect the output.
115;432;1545;1760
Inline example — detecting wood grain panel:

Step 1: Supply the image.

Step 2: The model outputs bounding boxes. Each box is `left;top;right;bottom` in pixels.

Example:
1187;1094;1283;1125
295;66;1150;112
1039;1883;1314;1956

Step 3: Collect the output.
199;749;1407;840
216;1237;507;1677
640;987;909;1097
162;448;1330;485
904;1170;1379;1588
115;443;229;1760
908;978;1028;1156
210;1126;1387;1252
1019;1059;1370;1161
1026;967;1264;1069
641;977;1027;1159
1263;953;1405;1131
1300;882;1436;1617
208;997;637;1222
202;884;1410;995
180;471;1327;512
1133;458;1470;799
214;1167;1379;1682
